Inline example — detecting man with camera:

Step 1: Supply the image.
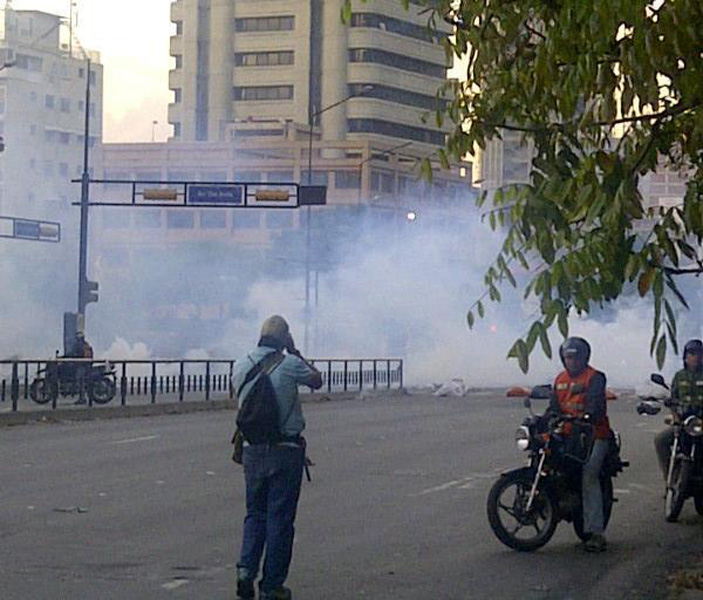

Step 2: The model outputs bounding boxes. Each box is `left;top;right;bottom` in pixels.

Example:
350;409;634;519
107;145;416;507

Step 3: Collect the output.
232;315;322;600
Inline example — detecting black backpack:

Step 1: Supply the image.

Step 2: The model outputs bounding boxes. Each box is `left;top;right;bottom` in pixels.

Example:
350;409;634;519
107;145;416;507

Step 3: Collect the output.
235;352;286;444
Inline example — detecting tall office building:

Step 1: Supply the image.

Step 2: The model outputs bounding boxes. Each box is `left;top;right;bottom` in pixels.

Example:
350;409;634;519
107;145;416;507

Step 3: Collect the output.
168;0;451;153
0;6;103;218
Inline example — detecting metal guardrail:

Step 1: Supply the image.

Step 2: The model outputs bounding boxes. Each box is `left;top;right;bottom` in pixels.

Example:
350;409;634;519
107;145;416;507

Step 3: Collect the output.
0;357;404;413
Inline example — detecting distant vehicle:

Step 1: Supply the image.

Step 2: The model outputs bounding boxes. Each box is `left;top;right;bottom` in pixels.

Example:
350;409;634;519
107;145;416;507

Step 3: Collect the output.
486;386;628;551
638;373;703;521
29;358;117;405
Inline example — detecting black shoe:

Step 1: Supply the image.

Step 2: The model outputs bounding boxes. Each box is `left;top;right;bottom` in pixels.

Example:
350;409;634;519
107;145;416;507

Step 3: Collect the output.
260;586;292;600
236;579;255;599
584;533;607;553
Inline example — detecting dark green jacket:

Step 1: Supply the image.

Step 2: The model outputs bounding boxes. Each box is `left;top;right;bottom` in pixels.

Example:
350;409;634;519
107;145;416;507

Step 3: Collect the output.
671;368;703;409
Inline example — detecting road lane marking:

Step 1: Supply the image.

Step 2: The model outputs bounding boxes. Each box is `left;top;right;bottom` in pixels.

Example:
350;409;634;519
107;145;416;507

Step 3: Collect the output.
614;488;631;494
110;435;159;445
162;579;189;590
413;477;475;496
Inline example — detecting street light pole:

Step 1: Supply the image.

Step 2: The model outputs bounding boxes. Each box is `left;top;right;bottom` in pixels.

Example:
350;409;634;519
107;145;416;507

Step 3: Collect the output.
303;85;374;354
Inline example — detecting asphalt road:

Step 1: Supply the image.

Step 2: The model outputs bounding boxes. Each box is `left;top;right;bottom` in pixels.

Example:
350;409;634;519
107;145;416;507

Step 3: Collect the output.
2;390;702;600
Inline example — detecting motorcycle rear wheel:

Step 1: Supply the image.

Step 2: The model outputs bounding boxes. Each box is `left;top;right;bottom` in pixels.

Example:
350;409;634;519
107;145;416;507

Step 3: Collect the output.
29;378;58;405
89;377;117;405
573;476;614;542
665;460;689;523
487;468;558;552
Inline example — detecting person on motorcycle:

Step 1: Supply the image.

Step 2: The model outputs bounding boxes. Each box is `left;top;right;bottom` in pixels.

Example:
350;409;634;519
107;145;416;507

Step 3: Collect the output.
548;337;611;553
654;339;703;476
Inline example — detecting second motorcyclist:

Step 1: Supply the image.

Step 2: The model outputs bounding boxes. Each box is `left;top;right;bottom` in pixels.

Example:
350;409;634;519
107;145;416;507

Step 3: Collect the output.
548;337;611;553
654;339;703;476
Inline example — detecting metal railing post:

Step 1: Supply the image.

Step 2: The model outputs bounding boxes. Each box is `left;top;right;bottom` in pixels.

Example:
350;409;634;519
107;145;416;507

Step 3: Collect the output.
373;360;377;390
387;360;391;389
399;360;403;389
205;361;211;401
359;360;363;391
179;362;185;402
120;362;127;405
228;361;234;399
344;360;348;392
150;362;157;404
327;361;332;393
11;361;19;412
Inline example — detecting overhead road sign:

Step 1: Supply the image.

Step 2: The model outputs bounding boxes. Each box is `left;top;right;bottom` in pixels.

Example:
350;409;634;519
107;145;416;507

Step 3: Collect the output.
72;179;327;208
0;215;61;243
188;184;244;206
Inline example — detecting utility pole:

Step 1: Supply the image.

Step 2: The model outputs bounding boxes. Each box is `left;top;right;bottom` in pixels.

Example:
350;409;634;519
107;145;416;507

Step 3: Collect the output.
77;58;91;321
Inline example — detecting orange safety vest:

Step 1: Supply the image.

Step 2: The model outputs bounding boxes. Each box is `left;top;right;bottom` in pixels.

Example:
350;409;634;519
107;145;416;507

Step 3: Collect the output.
554;365;611;439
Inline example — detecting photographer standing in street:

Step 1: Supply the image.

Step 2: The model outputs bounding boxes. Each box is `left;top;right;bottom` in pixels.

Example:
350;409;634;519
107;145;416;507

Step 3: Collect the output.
232;315;322;600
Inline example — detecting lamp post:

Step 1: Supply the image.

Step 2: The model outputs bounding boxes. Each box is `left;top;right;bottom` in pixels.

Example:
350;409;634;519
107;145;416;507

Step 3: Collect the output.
303;85;373;354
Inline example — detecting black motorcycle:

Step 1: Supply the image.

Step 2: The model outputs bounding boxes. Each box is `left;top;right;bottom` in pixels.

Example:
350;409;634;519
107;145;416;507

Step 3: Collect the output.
486;387;628;551
637;373;703;522
29;359;117;405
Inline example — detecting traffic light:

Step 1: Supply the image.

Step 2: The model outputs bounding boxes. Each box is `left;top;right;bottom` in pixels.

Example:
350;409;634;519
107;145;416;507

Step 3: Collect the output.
81;280;99;305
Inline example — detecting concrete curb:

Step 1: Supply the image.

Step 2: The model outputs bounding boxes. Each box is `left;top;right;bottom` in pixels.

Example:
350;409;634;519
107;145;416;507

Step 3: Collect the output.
0;388;408;427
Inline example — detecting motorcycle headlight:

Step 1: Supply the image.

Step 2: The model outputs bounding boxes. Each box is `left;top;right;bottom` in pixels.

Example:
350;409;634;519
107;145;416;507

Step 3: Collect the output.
684;416;703;437
515;426;531;451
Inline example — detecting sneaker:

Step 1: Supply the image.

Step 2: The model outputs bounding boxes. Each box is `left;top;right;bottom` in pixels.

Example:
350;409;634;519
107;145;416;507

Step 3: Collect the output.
260;586;292;600
236;579;255;599
584;533;607;553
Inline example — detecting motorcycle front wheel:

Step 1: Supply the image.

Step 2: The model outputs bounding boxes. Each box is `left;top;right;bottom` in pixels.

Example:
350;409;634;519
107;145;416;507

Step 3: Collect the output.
487;468;558;552
29;378;58;405
89;376;117;405
573;476;614;542
665;460;690;522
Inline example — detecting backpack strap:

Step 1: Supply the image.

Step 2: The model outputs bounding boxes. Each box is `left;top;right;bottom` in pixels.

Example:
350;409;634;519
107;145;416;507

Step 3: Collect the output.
237;352;283;398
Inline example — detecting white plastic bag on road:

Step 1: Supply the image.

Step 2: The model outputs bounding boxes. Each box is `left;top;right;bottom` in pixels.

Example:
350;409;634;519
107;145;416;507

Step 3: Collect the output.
433;378;467;397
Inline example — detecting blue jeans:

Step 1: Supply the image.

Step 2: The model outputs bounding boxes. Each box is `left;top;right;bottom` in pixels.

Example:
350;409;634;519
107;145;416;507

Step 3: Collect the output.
582;439;609;535
237;444;304;593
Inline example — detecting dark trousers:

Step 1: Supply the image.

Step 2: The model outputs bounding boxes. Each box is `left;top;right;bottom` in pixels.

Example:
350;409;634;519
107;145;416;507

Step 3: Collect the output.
237;444;304;593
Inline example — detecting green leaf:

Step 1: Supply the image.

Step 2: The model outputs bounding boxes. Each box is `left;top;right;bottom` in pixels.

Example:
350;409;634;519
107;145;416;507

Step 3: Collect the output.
655;334;667;370
539;325;553;359
477;300;485;319
508;339;530;374
638;268;656;297
558;306;569;338
467;310;475;329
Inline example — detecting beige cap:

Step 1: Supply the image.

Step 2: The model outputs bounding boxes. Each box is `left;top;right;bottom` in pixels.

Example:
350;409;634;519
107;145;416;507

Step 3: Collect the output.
260;315;290;344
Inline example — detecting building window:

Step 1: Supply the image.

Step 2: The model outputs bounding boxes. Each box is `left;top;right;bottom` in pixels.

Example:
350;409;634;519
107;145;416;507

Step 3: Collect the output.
43;161;54;176
89;71;97;86
200;210;227;229
348;48;446;78
233;171;262;182
0;88;5;114
334;170;361;189
173;88;182;103
233;85;294;101
174;55;183;69
234;16;294;32
351;13;437;43
135;210;162;229
15;53;42;71
59;132;70;145
265;211;293;229
370;171;395;193
348;118;446;145
267;170;294;183
173;122;182;137
233;212;260;229
348;83;446;111
234;51;294;67
45;94;55;109
59;163;69;177
175;21;183;35
309;171;328;186
29;90;37;102
200;171;228;182
167;210;194;229
44;129;56;142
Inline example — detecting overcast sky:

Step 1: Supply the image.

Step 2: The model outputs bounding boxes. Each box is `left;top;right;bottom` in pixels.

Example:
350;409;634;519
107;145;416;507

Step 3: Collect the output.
11;0;173;142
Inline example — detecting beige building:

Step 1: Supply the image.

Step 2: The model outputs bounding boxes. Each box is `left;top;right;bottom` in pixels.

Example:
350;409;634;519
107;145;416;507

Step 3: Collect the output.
0;7;102;219
168;0;451;156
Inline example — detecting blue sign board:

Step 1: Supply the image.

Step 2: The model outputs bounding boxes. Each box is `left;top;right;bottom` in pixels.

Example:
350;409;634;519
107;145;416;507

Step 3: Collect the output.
187;184;244;206
0;215;61;243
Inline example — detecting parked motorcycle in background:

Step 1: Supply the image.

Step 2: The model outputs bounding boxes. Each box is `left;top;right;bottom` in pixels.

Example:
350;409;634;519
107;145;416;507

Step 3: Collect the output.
29;357;117;405
486;386;628;551
637;373;703;522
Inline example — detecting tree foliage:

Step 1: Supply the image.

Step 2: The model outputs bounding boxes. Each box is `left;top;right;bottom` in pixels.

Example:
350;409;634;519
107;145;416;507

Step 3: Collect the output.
364;0;703;372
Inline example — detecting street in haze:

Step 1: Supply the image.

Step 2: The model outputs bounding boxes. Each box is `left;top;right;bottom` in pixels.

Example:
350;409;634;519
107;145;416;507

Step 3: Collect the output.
2;391;701;600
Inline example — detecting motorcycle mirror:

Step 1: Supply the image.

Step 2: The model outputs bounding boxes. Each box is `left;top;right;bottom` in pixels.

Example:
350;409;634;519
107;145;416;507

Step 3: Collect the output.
637;400;662;416
651;373;669;389
523;397;532;410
